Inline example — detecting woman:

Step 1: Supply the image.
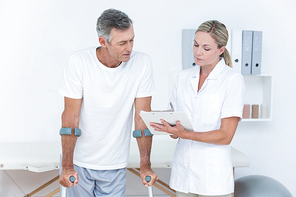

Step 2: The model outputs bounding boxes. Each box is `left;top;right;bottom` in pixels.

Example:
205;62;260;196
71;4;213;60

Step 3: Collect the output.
151;20;245;197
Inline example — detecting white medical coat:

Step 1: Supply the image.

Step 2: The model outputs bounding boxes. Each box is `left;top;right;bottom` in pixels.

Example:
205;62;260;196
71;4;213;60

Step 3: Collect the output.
169;59;245;195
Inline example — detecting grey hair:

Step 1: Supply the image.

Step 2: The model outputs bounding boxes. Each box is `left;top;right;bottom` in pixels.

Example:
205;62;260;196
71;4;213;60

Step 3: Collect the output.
96;9;133;44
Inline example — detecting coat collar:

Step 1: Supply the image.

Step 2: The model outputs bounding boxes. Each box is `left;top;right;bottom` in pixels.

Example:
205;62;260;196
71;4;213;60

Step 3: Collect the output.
206;58;225;80
190;58;226;93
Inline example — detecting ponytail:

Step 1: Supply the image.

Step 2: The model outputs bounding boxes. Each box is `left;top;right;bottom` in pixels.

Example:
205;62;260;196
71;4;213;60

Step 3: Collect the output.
220;48;232;68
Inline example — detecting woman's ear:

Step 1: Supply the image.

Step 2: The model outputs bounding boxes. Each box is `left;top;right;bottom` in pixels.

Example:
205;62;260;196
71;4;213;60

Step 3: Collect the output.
219;46;226;55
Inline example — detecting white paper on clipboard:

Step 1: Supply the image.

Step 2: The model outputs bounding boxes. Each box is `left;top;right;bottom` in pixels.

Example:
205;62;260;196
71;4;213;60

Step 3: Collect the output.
139;110;193;135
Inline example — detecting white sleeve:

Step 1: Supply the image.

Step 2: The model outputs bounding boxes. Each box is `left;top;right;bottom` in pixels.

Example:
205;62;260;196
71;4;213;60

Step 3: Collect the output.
135;56;155;98
59;57;83;99
221;73;245;119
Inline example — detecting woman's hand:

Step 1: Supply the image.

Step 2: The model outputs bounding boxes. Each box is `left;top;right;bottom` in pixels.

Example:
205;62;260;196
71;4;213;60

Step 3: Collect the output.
150;119;192;139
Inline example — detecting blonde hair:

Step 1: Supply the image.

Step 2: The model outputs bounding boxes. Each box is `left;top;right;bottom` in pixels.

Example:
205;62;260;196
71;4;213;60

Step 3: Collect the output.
196;20;232;68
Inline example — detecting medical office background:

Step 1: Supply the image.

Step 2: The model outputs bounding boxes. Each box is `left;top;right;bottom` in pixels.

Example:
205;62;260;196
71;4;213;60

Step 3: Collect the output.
0;0;296;196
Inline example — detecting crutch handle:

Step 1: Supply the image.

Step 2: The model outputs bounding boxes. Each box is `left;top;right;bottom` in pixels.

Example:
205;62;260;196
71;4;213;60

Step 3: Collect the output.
69;176;75;183
145;176;151;183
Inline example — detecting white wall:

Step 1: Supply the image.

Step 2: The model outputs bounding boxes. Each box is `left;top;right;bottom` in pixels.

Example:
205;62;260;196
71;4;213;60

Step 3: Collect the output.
1;0;296;196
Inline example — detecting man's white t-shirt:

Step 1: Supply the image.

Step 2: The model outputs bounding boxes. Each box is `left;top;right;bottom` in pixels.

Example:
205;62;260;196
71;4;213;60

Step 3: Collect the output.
59;47;155;170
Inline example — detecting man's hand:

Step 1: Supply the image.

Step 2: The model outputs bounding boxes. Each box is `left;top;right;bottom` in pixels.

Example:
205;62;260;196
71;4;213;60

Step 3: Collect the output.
59;167;79;188
140;166;158;187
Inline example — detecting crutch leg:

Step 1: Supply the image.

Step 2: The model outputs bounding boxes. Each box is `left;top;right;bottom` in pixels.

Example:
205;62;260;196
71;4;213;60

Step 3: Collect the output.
145;176;154;197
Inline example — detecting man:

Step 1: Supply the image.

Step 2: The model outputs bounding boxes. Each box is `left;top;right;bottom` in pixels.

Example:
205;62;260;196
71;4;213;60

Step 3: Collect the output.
59;8;158;196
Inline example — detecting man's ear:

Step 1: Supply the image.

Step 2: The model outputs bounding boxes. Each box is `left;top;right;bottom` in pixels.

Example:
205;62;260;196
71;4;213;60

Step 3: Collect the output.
99;37;108;48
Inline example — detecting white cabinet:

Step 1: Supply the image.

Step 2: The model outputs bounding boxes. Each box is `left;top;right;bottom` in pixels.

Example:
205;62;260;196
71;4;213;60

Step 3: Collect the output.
242;74;273;121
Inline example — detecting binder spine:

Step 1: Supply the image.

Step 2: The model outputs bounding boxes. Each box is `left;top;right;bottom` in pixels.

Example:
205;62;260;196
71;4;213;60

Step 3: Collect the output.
251;31;262;75
241;30;253;75
231;30;242;74
182;29;196;70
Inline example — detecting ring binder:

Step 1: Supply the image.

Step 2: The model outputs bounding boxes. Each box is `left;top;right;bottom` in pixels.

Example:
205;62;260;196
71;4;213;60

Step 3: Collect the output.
251;31;262;75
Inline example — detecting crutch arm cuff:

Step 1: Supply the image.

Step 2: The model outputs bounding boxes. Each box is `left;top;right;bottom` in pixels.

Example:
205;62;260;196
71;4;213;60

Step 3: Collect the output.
144;129;153;136
132;129;142;138
60;127;81;137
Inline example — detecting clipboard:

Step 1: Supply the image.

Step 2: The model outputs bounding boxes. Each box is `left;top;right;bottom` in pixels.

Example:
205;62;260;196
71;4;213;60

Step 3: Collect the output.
139;110;193;135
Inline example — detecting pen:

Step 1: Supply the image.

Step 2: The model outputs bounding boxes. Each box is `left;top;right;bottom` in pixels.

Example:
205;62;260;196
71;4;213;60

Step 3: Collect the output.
170;102;175;112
